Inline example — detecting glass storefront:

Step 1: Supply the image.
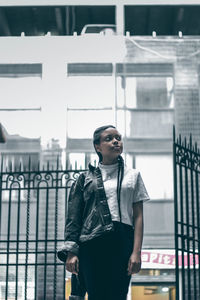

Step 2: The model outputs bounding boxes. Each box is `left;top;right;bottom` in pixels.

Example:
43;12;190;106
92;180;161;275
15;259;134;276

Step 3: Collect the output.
131;285;175;300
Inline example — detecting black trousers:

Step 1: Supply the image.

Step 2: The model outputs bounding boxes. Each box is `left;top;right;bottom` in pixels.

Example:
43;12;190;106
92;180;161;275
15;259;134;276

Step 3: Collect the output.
78;221;134;300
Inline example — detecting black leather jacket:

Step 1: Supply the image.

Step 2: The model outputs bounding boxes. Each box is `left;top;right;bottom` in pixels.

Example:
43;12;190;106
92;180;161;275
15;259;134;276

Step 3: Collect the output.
57;163;114;262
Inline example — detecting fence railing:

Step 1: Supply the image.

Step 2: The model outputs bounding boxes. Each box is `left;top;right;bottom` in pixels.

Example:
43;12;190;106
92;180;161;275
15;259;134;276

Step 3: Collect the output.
0;158;84;300
173;128;200;300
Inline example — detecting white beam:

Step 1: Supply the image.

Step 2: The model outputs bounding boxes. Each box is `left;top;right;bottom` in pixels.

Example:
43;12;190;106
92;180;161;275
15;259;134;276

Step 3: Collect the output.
116;4;124;35
0;0;200;6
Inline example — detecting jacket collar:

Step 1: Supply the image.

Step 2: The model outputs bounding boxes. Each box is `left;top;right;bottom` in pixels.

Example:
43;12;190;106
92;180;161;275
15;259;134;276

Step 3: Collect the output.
88;163;98;172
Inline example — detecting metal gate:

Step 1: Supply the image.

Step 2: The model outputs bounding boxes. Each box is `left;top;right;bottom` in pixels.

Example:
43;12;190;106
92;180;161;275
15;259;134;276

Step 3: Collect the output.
0;159;82;300
173;128;200;300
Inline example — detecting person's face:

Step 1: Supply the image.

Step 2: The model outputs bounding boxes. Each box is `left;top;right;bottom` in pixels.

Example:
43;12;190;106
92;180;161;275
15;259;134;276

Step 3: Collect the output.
95;127;123;164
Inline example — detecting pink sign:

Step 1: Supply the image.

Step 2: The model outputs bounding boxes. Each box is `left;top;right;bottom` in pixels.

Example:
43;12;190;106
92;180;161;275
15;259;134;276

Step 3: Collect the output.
141;250;199;269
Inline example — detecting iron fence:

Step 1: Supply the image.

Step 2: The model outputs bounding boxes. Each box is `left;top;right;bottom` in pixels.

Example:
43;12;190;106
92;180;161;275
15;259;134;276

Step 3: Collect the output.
0;158;83;300
173;128;200;300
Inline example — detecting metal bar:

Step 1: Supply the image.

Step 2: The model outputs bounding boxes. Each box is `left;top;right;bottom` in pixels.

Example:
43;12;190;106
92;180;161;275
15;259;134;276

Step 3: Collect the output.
15;188;21;300
177;222;199;230
184;144;191;299
5;188;12;300
24;161;31;300
63;265;66;300
0;173;3;241
0;169;86;175
1;186;67;191
0;168;3;294
44;187;49;300
0;250;61;255
34;187;40;300
0;186;77;191
54;158;59;300
0;262;66;266
179;161;185;300
176;237;199;246
195;169;200;297
64;181;69;300
189;138;197;300
0;238;64;243
173;127;179;300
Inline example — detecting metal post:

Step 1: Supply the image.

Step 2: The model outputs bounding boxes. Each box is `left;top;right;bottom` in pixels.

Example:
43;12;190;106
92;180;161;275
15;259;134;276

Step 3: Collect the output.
173;126;179;300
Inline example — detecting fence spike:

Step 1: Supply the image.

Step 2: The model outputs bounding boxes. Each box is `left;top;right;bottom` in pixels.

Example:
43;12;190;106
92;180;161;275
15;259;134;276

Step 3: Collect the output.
189;134;192;149
184;137;187;147
75;160;77;170
178;134;181;145
195;141;199;153
47;161;50;171
173;125;176;142
28;156;31;171
9;161;12;172
56;156;59;170
65;156;68;170
1;156;3;172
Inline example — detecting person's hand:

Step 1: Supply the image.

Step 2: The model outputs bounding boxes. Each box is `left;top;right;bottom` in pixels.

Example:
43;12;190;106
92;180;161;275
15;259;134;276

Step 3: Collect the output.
66;252;79;275
127;252;141;275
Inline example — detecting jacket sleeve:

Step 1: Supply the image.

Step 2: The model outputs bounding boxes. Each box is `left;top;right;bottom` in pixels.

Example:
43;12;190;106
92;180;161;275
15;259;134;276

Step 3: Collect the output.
57;173;85;262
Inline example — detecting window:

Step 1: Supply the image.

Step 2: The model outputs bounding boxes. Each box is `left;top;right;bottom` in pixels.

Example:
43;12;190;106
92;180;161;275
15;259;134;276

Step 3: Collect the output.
0;64;42;139
117;76;174;109
66;70;115;138
116;71;174;138
135;155;173;200
125;5;200;36
0;6;115;36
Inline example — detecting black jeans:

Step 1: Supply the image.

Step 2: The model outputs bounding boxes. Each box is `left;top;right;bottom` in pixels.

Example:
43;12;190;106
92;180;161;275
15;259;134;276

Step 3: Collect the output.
79;221;134;300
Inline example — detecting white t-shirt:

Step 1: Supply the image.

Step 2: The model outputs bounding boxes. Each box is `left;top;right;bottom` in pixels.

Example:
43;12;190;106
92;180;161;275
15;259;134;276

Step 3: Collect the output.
99;162;150;227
